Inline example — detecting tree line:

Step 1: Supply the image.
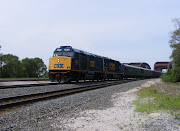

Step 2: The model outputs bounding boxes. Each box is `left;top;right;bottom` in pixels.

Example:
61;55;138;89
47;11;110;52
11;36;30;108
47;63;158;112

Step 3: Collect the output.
161;18;180;82
0;52;48;78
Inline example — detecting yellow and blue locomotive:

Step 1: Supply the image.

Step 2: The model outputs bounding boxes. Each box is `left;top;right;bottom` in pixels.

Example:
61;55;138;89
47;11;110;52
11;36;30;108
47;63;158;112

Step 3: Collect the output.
49;46;124;83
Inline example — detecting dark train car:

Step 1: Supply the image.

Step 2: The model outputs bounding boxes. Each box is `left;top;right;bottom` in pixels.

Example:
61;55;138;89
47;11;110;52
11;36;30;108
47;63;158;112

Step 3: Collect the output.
49;46;161;83
143;69;153;78
123;64;143;78
152;70;162;78
49;46;123;82
123;64;162;78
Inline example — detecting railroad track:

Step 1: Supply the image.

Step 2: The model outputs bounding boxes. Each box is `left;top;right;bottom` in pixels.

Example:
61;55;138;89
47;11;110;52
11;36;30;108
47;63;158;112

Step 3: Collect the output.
0;79;137;112
0;79;127;89
0;82;59;89
0;78;49;82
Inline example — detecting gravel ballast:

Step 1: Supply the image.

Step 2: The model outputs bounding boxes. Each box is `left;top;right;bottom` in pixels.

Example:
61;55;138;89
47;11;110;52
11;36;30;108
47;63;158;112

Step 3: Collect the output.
0;81;112;98
0;79;179;130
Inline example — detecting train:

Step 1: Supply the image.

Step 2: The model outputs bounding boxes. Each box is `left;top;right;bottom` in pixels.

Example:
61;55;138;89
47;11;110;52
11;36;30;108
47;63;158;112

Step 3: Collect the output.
49;46;162;83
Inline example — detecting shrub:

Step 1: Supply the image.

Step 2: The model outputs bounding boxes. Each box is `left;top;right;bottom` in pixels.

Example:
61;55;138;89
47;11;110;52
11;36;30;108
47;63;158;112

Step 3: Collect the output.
161;68;180;82
161;70;172;82
171;67;180;82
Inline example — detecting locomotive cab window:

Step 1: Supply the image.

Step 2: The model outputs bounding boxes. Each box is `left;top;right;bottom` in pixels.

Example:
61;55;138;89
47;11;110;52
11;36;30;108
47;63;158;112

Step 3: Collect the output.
53;51;63;57
53;50;74;57
63;51;74;57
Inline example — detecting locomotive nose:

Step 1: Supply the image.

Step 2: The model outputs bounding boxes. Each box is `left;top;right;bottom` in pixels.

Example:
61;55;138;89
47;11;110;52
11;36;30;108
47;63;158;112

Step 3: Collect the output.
49;56;71;70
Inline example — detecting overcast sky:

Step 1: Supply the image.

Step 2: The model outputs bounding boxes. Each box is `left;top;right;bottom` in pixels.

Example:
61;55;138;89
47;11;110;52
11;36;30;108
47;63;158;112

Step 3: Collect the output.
0;0;180;69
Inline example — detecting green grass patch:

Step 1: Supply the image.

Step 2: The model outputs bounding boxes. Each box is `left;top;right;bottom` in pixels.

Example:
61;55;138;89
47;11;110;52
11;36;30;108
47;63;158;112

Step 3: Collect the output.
134;86;180;118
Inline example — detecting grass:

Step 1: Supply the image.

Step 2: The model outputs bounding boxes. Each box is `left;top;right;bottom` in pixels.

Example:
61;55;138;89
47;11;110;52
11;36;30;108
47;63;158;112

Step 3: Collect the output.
119;126;123;130
133;82;180;118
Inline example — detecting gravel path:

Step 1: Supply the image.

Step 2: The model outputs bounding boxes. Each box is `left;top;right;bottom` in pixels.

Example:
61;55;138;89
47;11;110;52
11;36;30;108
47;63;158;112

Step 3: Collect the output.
0;79;179;130
61;79;180;131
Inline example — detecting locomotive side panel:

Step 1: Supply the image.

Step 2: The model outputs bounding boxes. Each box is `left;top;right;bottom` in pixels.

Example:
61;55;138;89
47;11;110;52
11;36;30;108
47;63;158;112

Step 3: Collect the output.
97;57;103;72
80;53;88;71
104;59;113;73
103;58;123;79
71;52;80;71
89;56;97;72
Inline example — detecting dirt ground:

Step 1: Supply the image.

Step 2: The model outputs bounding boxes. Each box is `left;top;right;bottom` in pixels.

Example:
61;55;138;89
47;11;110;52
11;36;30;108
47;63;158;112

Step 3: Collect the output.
52;79;179;130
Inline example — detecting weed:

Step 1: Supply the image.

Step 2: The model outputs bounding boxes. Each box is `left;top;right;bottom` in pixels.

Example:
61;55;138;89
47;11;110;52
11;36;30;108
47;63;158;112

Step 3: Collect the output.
175;114;180;120
141;122;144;127
134;82;180;115
144;123;148;128
119;126;123;130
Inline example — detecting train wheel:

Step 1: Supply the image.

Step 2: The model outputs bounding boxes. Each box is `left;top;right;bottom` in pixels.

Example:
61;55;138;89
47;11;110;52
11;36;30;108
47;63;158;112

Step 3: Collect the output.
76;77;79;83
58;79;61;83
97;78;99;82
67;80;71;83
119;75;123;80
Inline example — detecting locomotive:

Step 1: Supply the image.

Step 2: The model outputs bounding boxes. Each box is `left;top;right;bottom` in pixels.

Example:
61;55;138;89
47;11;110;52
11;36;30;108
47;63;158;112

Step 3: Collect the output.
49;46;162;83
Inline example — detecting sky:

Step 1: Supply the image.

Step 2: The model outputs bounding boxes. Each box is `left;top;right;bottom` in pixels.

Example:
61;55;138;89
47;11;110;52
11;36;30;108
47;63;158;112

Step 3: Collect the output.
0;0;180;69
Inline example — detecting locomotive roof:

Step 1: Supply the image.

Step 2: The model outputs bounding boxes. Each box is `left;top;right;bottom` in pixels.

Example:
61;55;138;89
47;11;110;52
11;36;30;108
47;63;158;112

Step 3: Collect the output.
58;46;119;62
73;48;109;59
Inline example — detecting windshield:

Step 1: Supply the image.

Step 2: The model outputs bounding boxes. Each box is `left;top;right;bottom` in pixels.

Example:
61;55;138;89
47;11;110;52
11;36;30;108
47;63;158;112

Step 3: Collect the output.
53;51;63;57
63;51;74;57
53;51;74;57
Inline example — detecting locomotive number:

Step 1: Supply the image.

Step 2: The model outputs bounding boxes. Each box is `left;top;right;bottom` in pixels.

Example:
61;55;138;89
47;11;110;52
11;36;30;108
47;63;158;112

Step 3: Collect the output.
90;61;95;67
110;63;115;70
54;64;64;68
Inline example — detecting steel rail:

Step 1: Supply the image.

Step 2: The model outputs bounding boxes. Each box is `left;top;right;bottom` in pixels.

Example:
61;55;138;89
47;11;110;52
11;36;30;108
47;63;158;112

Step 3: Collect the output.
0;82;58;89
0;79;137;111
0;78;49;82
0;79;129;89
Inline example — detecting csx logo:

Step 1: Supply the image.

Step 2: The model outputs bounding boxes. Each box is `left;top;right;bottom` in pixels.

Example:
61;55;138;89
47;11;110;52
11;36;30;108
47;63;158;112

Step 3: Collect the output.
54;64;64;68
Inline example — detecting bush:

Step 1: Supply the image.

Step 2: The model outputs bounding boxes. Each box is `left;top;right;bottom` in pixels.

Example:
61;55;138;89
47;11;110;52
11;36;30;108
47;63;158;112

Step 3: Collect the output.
161;69;172;82
172;67;180;82
161;68;180;82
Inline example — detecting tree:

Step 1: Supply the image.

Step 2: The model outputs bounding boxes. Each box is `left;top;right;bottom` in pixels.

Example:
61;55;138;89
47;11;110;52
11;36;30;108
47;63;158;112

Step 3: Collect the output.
169;18;180;68
0;48;47;78
1;54;22;78
34;58;47;77
21;57;47;78
21;58;38;77
162;18;180;82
